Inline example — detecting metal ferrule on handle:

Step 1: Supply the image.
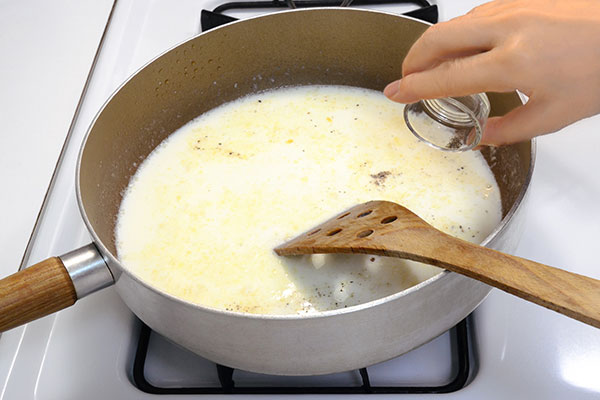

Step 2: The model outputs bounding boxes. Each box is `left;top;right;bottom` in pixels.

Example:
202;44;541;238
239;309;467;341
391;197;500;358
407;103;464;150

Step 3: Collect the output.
0;243;114;332
61;243;114;299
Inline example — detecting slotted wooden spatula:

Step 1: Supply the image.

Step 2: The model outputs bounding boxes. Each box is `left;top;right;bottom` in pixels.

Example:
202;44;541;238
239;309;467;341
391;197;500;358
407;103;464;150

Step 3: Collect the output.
274;201;600;329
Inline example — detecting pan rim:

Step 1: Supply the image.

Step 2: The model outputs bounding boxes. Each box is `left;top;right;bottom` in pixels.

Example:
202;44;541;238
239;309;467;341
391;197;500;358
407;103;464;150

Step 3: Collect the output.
76;7;536;321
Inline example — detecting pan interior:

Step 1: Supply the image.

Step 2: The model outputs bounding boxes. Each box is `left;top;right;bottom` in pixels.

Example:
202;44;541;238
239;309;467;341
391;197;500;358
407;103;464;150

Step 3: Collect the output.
79;9;530;270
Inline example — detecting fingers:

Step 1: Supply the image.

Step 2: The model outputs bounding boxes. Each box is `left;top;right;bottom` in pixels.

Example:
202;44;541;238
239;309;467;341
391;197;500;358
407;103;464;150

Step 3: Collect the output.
402;16;497;76
481;100;564;145
385;50;512;104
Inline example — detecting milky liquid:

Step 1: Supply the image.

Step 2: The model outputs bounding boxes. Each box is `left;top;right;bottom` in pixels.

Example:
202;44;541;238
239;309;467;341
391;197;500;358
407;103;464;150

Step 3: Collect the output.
116;85;502;315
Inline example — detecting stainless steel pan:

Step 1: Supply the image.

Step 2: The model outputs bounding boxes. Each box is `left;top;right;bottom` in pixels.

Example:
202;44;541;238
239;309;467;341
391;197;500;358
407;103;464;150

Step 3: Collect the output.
0;8;534;375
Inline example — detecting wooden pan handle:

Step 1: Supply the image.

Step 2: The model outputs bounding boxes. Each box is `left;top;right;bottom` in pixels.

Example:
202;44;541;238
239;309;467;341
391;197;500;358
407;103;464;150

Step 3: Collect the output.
0;257;77;332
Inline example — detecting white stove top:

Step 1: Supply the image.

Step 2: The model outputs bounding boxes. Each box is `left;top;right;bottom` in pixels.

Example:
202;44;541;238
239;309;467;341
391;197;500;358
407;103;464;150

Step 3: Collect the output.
1;0;600;398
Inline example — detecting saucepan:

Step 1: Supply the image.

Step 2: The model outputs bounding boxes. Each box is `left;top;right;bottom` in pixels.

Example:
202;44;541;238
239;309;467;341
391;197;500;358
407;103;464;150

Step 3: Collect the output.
0;8;534;375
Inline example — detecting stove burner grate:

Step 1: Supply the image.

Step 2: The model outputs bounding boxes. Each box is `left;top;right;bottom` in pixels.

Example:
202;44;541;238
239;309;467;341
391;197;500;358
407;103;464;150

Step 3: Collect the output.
200;0;438;31
132;317;471;395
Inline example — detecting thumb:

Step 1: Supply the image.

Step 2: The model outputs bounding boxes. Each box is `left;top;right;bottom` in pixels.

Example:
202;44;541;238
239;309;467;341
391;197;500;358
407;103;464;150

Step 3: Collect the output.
482;99;561;146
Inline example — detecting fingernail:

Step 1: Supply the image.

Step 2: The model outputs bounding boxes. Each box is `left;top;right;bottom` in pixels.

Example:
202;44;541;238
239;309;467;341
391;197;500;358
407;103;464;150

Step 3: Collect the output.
384;81;400;99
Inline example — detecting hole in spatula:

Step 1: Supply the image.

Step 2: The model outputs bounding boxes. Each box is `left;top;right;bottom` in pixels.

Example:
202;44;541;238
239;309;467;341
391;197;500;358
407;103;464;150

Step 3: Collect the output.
337;212;351;220
357;229;374;238
357;210;372;218
381;216;397;224
327;228;342;236
308;229;321;236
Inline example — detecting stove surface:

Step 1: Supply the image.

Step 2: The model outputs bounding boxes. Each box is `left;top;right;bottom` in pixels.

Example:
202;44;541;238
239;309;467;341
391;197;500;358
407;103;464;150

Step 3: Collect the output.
1;0;600;399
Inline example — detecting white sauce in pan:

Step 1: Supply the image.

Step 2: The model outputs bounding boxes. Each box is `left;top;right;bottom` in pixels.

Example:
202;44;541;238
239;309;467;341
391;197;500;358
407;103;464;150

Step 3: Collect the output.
116;85;502;315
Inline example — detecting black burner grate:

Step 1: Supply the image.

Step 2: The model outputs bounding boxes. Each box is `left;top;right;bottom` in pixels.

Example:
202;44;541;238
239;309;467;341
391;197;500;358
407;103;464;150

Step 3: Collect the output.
132;317;472;395
200;0;438;31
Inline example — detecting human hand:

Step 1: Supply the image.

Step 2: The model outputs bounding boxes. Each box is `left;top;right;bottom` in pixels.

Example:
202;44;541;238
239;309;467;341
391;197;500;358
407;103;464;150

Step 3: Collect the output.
384;0;600;145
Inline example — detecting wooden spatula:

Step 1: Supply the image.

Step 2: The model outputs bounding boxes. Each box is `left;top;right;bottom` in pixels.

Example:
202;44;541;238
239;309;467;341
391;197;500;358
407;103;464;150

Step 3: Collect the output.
274;201;600;329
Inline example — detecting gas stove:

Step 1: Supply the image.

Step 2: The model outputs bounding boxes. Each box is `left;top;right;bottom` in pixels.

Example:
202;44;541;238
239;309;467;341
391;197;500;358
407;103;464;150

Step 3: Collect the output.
1;0;600;399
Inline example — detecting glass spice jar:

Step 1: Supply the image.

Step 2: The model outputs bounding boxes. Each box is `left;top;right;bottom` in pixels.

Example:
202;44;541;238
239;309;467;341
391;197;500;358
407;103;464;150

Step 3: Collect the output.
403;93;490;152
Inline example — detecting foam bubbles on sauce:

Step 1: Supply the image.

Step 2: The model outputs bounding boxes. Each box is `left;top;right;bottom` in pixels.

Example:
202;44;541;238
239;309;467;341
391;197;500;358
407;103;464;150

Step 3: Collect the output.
116;85;502;315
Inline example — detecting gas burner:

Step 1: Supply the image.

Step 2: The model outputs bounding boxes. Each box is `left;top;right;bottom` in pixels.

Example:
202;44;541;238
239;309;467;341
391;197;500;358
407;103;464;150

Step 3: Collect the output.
132;317;471;395
201;0;438;31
